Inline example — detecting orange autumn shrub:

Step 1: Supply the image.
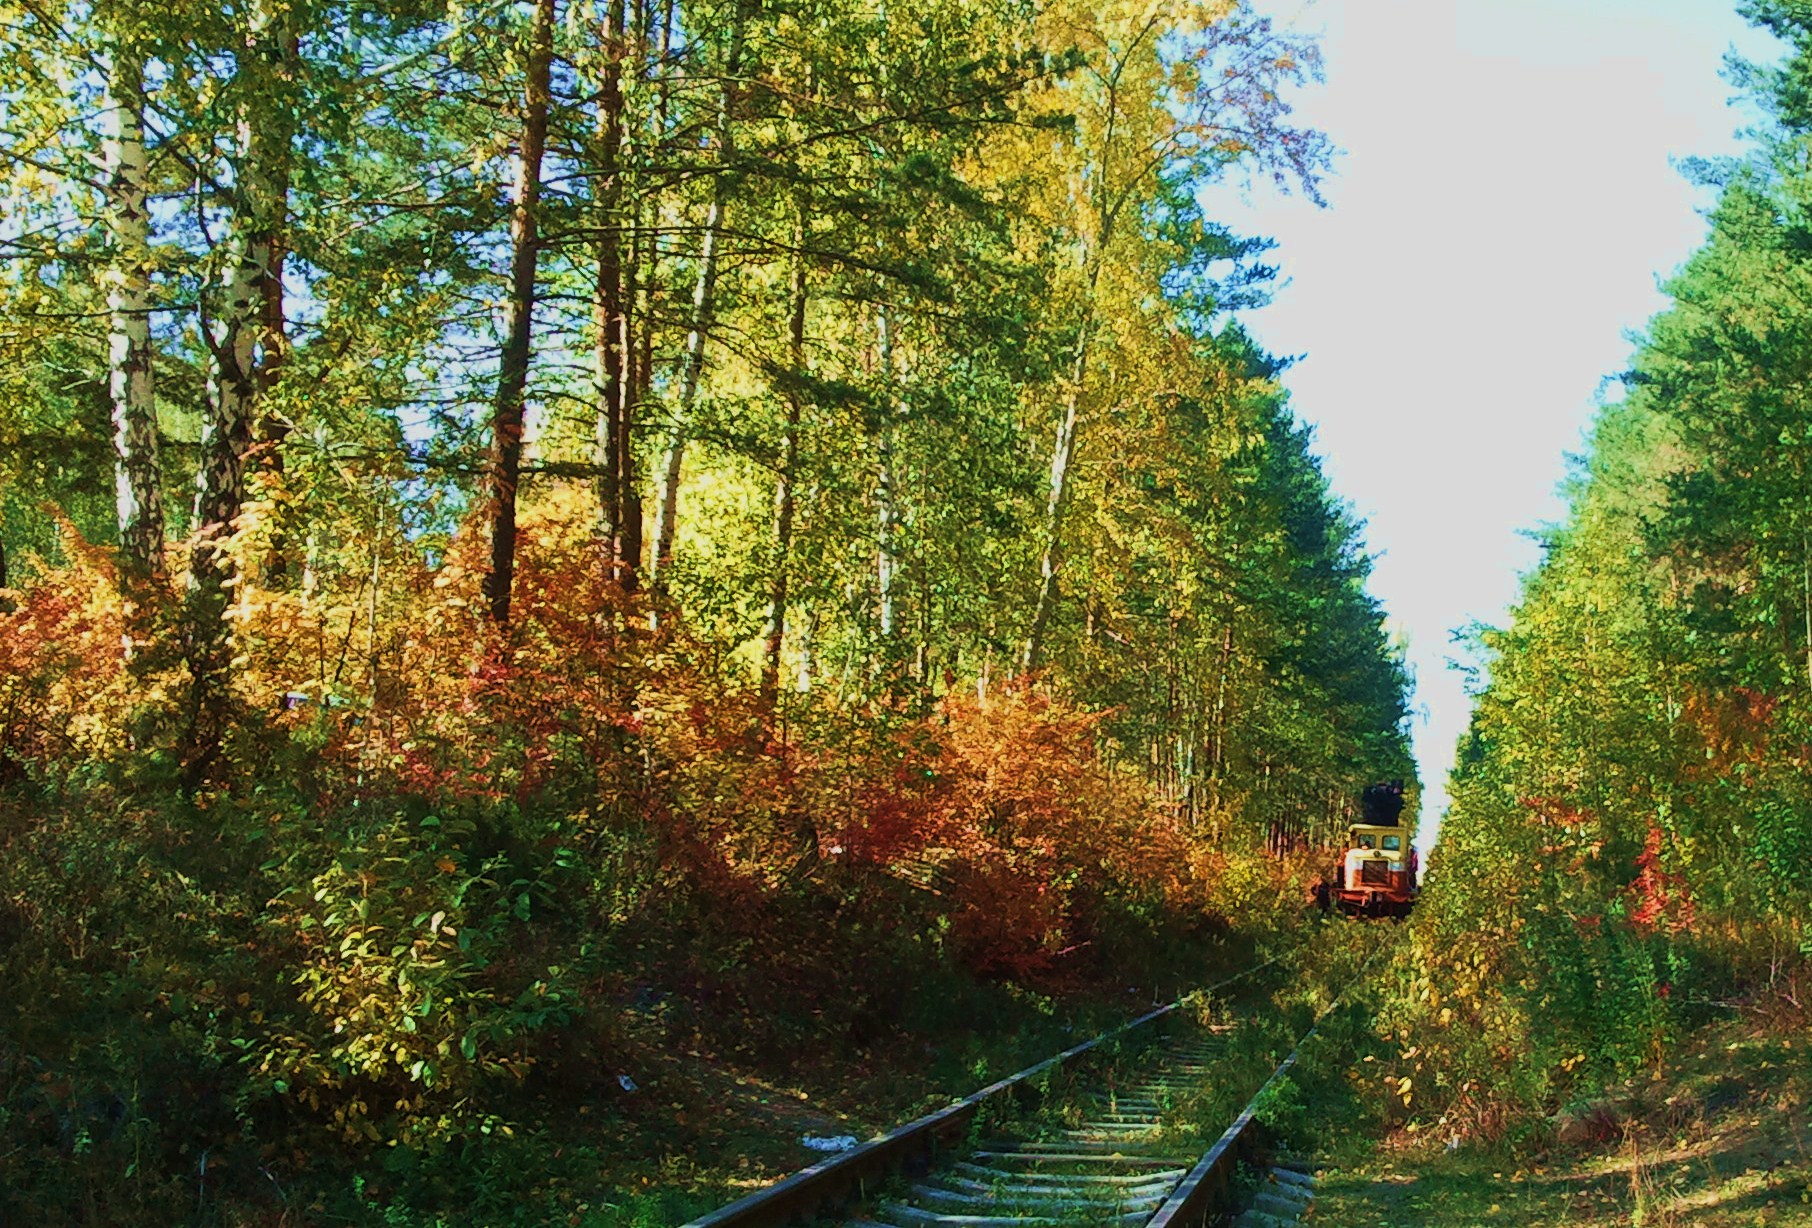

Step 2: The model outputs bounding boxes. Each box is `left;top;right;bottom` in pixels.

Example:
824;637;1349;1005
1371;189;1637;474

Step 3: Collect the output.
929;691;1197;979
230;501;643;811
1;492;1271;1158
743;689;1208;983
0;522;137;781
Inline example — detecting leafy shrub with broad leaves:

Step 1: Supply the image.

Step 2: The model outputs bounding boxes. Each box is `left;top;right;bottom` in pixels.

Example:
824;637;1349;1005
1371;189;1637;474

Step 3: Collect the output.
257;806;580;1141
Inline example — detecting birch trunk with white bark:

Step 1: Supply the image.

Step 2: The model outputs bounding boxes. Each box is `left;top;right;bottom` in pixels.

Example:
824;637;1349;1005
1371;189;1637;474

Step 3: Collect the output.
1021;318;1092;673
875;306;900;642
101;42;165;617
183;0;296;775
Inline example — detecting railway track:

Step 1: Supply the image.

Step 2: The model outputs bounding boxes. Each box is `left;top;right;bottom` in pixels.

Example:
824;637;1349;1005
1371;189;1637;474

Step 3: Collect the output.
850;1031;1234;1227
683;957;1336;1228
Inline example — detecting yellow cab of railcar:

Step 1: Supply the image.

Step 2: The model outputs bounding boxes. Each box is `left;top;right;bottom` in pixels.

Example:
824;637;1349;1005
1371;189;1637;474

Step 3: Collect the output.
1336;822;1417;917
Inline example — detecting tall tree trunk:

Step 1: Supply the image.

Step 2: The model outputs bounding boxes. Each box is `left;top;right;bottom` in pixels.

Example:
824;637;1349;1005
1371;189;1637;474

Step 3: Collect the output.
620;196;649;592
482;0;557;626
259;24;299;584
796;605;818;692
1209;620;1233;810
1802;526;1811;692
617;0;667;593
183;0;295;774
633;0;673;546
646;6;744;606
1021;315;1093;672
592;0;628;580
101;39;166;637
645;190;722;603
757;214;809;727
875;305;900;642
1021;75;1138;674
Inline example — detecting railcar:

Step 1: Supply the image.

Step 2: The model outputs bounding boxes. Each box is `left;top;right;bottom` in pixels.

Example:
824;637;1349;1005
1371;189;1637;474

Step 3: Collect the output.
1318;780;1418;918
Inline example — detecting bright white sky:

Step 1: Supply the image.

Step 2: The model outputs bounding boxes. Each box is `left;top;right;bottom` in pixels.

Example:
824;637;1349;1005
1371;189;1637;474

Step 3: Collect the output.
1208;0;1783;844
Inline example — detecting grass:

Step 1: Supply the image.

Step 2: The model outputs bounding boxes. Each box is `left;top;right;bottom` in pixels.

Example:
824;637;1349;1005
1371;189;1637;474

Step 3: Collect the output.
1305;1020;1812;1227
574;910;1365;1228
580;937;1319;1228
527;974;1266;1228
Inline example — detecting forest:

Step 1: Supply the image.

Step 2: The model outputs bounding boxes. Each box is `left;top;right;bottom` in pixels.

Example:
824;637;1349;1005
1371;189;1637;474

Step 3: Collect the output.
0;0;1417;1222
1389;0;1812;1151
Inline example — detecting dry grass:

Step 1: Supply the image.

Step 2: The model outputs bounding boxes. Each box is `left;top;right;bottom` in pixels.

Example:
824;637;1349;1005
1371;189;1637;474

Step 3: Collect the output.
1307;1020;1812;1227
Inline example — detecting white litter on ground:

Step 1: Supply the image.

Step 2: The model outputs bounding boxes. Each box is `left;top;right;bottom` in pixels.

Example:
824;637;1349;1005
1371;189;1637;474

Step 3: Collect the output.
799;1134;858;1152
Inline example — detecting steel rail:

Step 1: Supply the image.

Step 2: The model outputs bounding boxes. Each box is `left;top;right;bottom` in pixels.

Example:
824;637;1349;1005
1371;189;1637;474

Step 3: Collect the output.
678;957;1282;1228
1145;947;1386;1227
1141;1040;1303;1227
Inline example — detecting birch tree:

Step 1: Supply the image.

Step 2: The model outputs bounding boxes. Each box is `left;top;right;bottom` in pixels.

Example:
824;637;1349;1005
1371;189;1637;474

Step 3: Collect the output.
183;0;302;765
757;206;811;723
100;25;166;611
1018;0;1329;672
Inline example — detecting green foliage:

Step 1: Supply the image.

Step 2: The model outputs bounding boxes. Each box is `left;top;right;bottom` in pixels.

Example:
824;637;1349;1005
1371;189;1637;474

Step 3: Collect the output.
1385;4;1812;1141
0;0;1416;1218
260;805;582;1138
